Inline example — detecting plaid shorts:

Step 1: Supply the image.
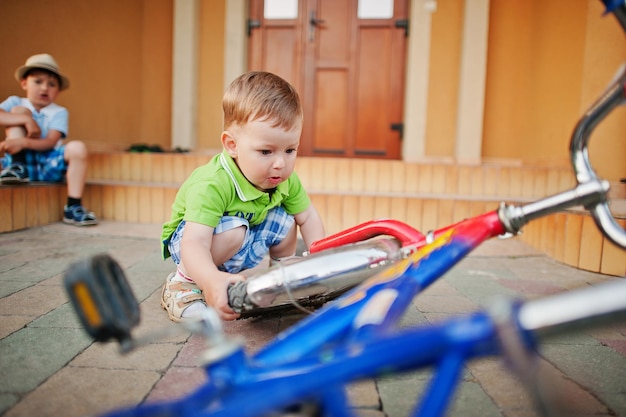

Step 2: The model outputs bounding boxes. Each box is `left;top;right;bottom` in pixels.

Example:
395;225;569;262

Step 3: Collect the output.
167;206;295;273
1;146;67;182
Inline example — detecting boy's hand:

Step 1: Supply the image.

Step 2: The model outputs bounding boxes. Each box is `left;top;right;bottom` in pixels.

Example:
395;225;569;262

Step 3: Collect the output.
24;118;41;138
202;271;245;321
0;138;26;154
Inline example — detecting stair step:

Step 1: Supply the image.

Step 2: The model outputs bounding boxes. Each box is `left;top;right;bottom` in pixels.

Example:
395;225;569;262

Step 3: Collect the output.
0;183;66;233
2;152;623;277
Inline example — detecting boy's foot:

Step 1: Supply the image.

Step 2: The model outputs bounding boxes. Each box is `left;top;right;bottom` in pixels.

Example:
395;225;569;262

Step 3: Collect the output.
161;273;208;322
63;205;98;226
0;164;30;184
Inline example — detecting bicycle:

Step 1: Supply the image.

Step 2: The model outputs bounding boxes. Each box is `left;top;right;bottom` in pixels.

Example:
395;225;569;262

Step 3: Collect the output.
64;1;626;415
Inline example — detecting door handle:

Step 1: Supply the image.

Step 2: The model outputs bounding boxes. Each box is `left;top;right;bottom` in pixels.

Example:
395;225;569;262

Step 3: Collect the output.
309;11;326;27
309;11;326;41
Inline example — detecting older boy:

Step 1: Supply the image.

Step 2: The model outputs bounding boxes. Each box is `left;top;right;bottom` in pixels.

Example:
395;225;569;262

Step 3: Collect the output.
0;53;97;226
161;71;325;321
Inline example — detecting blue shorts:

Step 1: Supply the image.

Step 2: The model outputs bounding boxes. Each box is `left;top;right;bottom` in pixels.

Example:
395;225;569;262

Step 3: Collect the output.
1;145;67;182
166;206;295;273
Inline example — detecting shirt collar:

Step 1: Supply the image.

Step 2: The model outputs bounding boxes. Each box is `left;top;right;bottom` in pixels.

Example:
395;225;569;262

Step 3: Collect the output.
219;151;289;202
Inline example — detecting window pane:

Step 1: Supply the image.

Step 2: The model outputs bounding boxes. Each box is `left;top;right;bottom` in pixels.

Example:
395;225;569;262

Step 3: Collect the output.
264;0;298;19
358;0;394;19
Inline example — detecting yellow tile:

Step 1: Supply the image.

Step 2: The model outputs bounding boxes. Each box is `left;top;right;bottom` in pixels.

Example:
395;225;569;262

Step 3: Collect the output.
363;160;379;193
11;188;26;231
552;213;567;262
54;186;65;220
105;153;119;181
101;186;115;220
600;238;626;276
150;187;166;224
533;168;548;198
376;161;393;194
406;199;424;232
357;196;375;224
483;166;499;197
137;187;151;224
341;195;360;232
498;167;511;198
545;168;560;196
558;169;575;192
321;159;340;193
563;213;583;267
452;201;470;224
119;153;131;182
437;199;454;230
470;166;484;196
309;159;327;191
128;154;142;182
457;166;472;195
508;167;523;198
417;164;433;194
295;158;312;189
521;168;535;198
87;153;102;181
336;158;352;192
325;194;343;235
0;187;12;232
404;163;419;194
389;196;407;224
140;154;154;182
542;214;557;258
578;215;603;272
431;164;447;194
389;161;406;194
445;165;459;194
158;154;175;183
164;188;178;221
421;199;439;231
173;155;186;183
373;196;392;220
26;187;40;227
113;186;127;221
125;186;139;223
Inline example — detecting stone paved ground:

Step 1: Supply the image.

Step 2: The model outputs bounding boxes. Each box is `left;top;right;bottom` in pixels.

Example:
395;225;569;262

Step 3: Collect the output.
0;221;624;417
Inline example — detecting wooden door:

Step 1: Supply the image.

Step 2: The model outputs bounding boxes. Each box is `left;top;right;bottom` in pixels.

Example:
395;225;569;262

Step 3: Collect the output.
248;0;408;159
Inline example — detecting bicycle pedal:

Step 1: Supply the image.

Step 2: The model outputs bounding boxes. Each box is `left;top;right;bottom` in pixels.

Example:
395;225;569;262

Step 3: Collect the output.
64;253;140;347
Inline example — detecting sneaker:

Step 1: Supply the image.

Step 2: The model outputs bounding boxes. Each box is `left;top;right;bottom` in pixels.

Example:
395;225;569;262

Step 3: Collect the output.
0;163;30;184
160;272;208;322
63;205;98;226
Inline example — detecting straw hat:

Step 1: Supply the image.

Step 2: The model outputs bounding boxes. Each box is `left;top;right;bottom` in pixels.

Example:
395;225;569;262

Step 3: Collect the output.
14;53;70;90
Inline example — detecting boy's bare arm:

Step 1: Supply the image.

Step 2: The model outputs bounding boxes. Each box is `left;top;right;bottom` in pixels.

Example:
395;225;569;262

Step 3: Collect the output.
294;205;326;249
179;221;243;320
0;130;62;154
0;109;41;138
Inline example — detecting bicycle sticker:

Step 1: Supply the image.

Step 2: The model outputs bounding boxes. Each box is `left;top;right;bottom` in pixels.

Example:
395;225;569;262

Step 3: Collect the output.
339;229;455;307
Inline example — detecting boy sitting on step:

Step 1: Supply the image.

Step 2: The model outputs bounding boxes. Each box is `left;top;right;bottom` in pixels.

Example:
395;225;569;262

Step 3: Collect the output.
0;53;97;226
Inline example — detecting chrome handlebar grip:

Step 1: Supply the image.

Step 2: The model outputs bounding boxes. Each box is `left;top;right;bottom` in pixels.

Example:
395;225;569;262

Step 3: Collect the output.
518;280;626;338
569;65;626;249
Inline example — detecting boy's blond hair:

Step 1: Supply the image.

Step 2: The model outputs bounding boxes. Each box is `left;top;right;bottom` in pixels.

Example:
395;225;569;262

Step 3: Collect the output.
223;71;302;131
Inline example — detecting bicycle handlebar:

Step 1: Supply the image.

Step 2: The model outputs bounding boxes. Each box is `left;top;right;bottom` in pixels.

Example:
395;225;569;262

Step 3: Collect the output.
518;280;626;337
570;62;626;248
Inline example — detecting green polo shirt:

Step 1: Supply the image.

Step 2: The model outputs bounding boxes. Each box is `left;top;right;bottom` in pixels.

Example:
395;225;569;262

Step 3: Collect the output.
161;150;311;259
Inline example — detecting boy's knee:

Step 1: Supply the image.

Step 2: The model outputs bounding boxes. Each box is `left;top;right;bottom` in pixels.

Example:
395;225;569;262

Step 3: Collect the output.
10;106;32;116
269;225;297;258
64;140;88;159
5;107;30;139
211;226;246;265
